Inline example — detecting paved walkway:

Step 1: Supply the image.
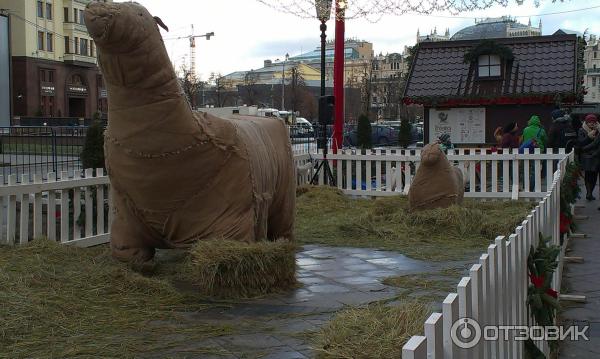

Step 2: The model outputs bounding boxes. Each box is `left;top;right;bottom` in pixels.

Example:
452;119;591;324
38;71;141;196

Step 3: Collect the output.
559;198;600;358
150;245;464;359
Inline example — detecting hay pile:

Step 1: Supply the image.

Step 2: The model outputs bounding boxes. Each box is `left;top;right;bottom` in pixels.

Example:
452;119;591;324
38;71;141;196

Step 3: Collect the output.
316;300;429;359
188;240;297;298
296;186;533;261
0;239;232;358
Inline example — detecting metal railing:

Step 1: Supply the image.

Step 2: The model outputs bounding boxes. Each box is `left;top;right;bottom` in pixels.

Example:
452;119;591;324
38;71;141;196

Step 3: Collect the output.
0;126;87;184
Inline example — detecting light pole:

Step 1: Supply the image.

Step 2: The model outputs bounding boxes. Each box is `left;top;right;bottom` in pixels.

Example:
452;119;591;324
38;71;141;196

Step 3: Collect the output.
281;53;289;110
310;0;335;186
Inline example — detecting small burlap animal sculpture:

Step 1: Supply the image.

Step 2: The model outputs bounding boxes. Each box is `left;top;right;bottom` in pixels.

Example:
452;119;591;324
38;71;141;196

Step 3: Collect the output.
84;2;296;262
408;143;464;211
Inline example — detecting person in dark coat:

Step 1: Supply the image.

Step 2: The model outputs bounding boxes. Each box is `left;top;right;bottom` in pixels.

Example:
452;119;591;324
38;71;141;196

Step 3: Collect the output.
577;114;600;200
500;122;520;148
548;109;577;152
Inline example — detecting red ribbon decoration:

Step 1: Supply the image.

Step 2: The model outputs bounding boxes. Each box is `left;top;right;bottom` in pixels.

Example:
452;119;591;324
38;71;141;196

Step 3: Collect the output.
560;212;571;234
529;274;558;299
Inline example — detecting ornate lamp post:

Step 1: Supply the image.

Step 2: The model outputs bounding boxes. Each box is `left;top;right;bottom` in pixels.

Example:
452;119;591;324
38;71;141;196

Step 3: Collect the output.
315;0;332;97
282;53;289;110
310;0;335;186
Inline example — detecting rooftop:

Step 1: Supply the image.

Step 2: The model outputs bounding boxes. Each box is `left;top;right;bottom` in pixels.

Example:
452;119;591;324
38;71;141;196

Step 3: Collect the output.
404;34;578;104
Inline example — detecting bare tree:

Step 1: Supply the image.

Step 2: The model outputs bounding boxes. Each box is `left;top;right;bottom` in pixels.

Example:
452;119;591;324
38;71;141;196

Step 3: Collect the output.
241;70;260;106
179;64;203;109
207;72;235;107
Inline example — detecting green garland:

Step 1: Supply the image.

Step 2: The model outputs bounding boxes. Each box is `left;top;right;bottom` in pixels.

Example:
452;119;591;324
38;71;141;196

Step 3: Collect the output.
463;39;515;64
560;161;582;238
525;233;561;358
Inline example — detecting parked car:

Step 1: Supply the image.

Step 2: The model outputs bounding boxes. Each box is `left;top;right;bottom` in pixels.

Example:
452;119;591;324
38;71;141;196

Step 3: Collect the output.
343;123;399;147
289;117;314;138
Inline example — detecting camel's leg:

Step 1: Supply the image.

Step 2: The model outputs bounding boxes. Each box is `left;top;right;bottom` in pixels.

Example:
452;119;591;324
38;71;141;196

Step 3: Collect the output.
110;189;156;262
267;183;296;241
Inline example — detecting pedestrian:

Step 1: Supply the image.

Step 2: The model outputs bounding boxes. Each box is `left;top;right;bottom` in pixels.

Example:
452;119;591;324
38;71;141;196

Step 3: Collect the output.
547;109;577;152
520;115;548;191
500;122;520;148
521;115;548;152
438;133;454;154
578;114;600;200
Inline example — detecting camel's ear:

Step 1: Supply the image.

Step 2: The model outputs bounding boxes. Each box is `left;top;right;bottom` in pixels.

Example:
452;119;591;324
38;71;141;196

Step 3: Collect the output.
153;16;169;32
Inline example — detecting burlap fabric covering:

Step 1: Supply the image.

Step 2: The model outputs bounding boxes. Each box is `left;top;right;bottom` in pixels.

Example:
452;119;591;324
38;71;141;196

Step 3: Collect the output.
84;2;296;262
408;143;464;211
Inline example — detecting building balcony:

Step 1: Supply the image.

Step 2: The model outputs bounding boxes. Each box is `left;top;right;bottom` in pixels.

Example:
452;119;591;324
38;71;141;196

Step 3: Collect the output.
63;22;89;35
63;53;97;66
587;68;600;74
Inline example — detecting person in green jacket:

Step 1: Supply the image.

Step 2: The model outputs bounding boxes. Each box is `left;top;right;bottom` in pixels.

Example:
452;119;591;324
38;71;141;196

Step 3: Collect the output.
521;115;548;151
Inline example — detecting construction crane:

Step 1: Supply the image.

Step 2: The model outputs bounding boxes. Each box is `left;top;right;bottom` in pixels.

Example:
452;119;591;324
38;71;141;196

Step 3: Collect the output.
164;25;214;77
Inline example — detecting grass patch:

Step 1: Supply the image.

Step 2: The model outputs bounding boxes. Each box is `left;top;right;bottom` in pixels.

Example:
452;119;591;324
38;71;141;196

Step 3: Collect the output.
0;239;233;358
296;186;533;261
187;239;298;298
315;300;429;359
382;274;454;292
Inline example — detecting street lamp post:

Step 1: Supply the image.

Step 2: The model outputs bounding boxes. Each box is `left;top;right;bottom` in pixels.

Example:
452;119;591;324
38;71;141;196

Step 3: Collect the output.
315;0;332;97
310;0;335;186
282;53;289;110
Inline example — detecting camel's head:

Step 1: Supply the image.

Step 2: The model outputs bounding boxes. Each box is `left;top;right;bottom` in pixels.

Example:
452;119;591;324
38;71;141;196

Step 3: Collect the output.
84;2;172;88
420;143;446;166
84;1;167;54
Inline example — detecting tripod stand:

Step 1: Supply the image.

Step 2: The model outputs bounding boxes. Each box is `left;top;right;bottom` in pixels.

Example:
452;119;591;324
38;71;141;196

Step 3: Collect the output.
310;123;335;186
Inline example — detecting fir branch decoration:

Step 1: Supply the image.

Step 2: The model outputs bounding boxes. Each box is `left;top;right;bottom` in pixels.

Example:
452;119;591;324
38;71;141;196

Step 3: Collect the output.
463;40;514;64
525;233;561;356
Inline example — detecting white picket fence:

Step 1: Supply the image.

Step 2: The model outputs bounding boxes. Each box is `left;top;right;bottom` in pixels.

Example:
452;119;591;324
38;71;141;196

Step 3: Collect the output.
402;151;574;359
0;149;575;358
0;168;111;247
304;147;570;199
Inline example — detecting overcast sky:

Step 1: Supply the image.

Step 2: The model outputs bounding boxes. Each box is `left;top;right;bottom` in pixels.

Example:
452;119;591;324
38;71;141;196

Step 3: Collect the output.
117;0;600;80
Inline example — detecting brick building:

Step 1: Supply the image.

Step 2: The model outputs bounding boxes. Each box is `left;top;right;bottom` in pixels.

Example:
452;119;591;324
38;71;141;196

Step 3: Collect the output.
0;0;110;123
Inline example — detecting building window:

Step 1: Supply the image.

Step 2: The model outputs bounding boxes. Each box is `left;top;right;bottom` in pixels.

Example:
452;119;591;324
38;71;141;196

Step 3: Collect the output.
80;38;88;56
48;70;54;83
64;7;69;22
594;77;597;87
37;1;44;17
74;37;79;54
595;52;598;59
37;31;44;51
478;54;501;77
46;3;52;20
46;33;53;52
79;10;85;25
73;8;78;23
64;36;70;53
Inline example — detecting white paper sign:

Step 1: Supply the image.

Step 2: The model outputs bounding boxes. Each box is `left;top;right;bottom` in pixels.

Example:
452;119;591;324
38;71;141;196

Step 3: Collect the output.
429;107;486;144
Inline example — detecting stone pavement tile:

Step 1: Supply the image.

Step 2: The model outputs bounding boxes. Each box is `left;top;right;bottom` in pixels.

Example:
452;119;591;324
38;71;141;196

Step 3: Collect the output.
349;250;390;259
344;263;381;271
359;269;400;278
213;333;288;350
331;275;380;286
298;276;327;285
296;257;323;266
560;197;600;358
305;284;351;293
313;269;359;278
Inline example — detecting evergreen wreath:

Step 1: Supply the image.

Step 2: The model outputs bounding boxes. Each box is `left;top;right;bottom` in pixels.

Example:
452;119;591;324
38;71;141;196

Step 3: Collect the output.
525;233;561;357
560;161;582;237
463;39;515;64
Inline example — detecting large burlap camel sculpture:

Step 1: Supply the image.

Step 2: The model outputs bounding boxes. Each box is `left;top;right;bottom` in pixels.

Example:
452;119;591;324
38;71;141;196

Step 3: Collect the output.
84;2;296;262
408;143;464;211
